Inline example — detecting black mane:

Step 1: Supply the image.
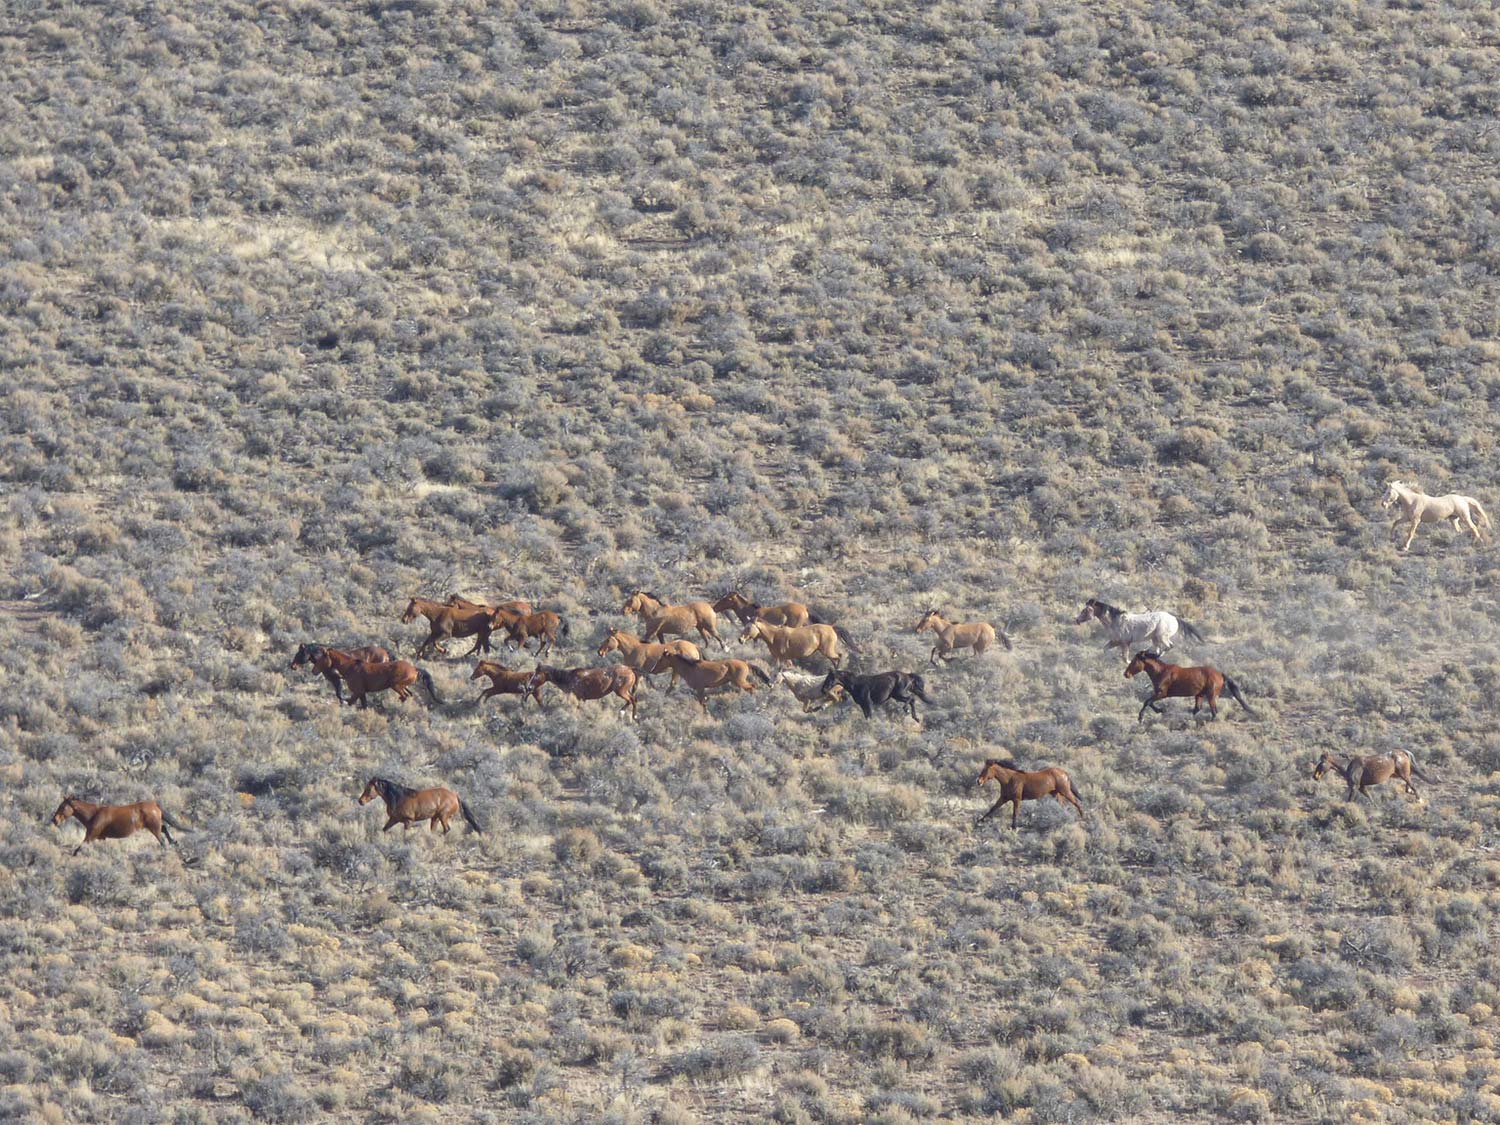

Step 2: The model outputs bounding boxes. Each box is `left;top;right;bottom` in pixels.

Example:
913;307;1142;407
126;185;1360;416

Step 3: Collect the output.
371;777;415;803
983;758;1022;771
1089;598;1123;621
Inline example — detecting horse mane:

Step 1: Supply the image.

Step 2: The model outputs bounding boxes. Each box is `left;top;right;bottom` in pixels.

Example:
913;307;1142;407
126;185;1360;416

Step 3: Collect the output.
1090;598;1122;619
1134;650;1163;661
372;777;415;803
638;590;662;603
983;758;1021;771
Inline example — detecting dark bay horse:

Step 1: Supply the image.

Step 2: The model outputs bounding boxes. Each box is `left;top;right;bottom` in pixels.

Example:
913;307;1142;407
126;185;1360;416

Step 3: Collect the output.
51;797;186;856
975;760;1085;829
359;778;482;834
403;596;496;658
1313;751;1429;802
1124;651;1254;722
819;669;931;720
526;664;640;718
291;643;392;704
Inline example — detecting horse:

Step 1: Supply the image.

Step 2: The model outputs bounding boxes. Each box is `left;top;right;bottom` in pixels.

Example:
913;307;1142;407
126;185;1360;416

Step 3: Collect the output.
450;594;534;617
51;797;186;856
622;591;728;650
597;629;702;688
1382;480;1491;551
402;596;497;658
1076;598;1204;661
359;778;482;834
738;620;855;670
471;660;544;706
526;664;641;718
493;609;568;656
974;759;1085;829
331;655;441;709
1124;651;1254;722
914;609;1010;665
712;590;826;628
654;652;772;712
775;669;846;713
1312;751;1429;802
819;669;932;721
290;643;393;704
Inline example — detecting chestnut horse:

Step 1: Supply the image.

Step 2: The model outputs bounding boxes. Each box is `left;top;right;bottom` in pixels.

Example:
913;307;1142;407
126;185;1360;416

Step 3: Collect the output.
739;620;855;670
1382;480;1491;551
490;608;569;656
402;596;496;658
450;594;534;617
1313;751;1430;802
526;664;641;718
471;660;544;706
51;797;186;856
974;760;1085;829
324;650;440;709
914;610;1010;664
291;643;392;704
359;778;482;834
1125;651;1255;722
654;652;772;711
597;629;702;687
712;590;826;628
622;591;728;650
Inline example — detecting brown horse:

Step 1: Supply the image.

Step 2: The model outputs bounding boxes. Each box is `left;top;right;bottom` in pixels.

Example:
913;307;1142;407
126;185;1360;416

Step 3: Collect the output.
654;652;772;711
359;778;482;834
51;797;186;856
1124;651;1255;722
915;610;1010;664
402;596;496;658
712;590;825;628
597;629;702;688
622;591;728;650
450;594;534;617
739;619;854;669
975;760;1085;829
471;660;544;705
327;652;441;709
291;643;393;704
1313;751;1430;802
491;609;568;656
526;664;641;718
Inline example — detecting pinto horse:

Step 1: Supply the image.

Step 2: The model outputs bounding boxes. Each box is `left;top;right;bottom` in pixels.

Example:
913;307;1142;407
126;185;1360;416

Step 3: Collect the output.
974;760;1085;829
359;778;482;834
403;596;497;658
597;629;701;688
1076;598;1204;661
1382;480;1491;551
712;590;826;628
654;652;771;711
471;661;544;706
291;643;393;704
819;669;932;721
776;669;846;713
526;664;641;718
1125;651;1254;722
622;591;728;651
739;620;854;670
1313;751;1429;802
915;610;1010;665
51;797;186;856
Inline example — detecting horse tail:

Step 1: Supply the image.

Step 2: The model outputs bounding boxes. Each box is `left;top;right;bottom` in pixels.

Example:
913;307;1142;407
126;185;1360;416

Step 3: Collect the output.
460;801;484;834
418;668;441;705
1178;619;1206;643
910;675;933;703
1474;500;1492;529
833;625;859;653
806;609;827;625
1067;779;1083;805
1224;676;1256;716
749;663;773;686
998;626;1014;651
559;615;570;639
1408;755;1432;782
159;808;188;832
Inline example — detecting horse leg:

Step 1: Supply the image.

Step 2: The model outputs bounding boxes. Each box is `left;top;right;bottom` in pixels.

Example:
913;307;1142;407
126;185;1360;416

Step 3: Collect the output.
383;818;399;831
1403;519;1420;551
976;796;1006;826
1138;695;1156;723
1010;797;1022;829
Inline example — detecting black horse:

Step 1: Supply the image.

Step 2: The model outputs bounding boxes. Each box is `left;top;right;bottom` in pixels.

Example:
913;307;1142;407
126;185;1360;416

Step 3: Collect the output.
290;643;393;704
820;669;932;720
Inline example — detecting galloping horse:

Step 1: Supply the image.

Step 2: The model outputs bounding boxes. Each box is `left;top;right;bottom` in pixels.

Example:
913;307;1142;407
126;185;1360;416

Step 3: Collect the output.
491;609;568;656
914;610;1010;665
739;620;854;670
597;629;701;687
654;652;771;712
819;669;932;721
1382;480;1491;550
1312;751;1429;802
471;661;544;706
1124;651;1254;722
403;596;498;658
51;797;186;856
450;594;533;617
1076;598;1204;661
776;669;846;713
526;664;641;718
291;643;392;704
359;778;482;834
622;591;728;650
712;590;826;628
974;760;1085;829
330;653;440;709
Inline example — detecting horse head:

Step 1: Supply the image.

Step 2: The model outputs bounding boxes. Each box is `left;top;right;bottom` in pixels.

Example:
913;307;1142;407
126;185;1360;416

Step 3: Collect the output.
598;630;621;656
1311;753;1338;780
916;609;938;632
1074;602;1097;625
50;797;80;825
739;621;764;644
1382;481;1409;509
1124;651;1160;678
401;599;421;623
357;779;382;805
290;644;313;669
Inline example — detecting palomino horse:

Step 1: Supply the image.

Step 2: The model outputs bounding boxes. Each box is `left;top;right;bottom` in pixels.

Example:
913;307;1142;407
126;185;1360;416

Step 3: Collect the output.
775;669;846;713
654;652;771;711
622;591;728;650
291;643;392;704
51;797;186;856
1313;751;1429;802
819;669;932;721
1124;651;1254;722
914;610;1010;665
597;629;702;687
526;664;641;718
359;778;482;834
490;609;568;656
308;647;439;709
975;760;1085;829
739;620;854;670
712;590;825;628
471;661;544;706
403;596;498;658
1382;480;1491;550
1076;598;1204;661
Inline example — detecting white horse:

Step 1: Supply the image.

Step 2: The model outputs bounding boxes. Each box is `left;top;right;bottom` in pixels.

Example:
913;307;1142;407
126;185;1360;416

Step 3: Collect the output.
1382;480;1490;551
1075;598;1204;662
773;669;845;713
